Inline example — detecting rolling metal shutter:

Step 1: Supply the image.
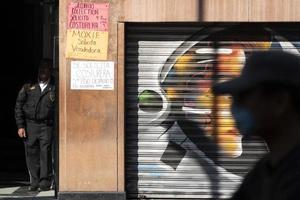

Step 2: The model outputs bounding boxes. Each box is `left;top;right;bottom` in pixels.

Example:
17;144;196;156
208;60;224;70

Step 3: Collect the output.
125;23;300;199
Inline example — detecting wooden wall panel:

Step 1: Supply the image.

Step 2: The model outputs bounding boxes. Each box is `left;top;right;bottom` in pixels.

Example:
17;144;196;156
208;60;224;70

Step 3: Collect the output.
201;0;249;21
250;0;300;21
59;0;121;192
59;0;68;192
122;0;200;22
122;0;300;22
117;23;125;191
64;90;117;191
122;0;250;22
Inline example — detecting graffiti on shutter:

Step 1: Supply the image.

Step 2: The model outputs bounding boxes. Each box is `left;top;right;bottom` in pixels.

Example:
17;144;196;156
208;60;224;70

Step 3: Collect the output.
125;23;300;199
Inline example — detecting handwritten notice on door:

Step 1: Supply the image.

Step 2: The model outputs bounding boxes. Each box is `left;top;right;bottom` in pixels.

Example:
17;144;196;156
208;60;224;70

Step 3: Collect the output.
71;61;114;90
66;2;109;60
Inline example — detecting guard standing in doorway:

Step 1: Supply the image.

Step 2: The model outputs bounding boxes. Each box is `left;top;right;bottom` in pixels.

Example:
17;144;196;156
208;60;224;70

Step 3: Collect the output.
15;58;55;191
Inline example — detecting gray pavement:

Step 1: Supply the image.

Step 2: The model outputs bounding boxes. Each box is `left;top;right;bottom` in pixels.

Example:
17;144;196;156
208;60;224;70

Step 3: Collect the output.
0;184;56;199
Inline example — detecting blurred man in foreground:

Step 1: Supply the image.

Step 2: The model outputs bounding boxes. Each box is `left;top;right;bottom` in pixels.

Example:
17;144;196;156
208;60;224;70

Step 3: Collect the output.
213;51;300;200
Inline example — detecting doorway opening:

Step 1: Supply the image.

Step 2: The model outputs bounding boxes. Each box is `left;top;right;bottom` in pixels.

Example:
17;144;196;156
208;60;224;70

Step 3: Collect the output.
0;0;59;198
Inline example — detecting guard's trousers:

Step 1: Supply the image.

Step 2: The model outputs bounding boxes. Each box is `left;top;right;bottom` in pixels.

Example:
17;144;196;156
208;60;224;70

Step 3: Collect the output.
24;120;53;187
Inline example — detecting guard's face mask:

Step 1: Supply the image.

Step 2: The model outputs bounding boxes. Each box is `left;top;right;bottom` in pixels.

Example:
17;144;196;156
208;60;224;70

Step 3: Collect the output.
231;104;255;137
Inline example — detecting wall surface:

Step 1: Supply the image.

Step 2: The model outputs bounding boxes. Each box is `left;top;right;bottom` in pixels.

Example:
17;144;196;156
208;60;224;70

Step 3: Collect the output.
59;0;122;192
122;0;300;22
59;0;300;195
249;0;300;21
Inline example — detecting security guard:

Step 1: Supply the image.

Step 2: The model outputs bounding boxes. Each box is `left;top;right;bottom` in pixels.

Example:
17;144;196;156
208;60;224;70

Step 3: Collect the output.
15;59;55;191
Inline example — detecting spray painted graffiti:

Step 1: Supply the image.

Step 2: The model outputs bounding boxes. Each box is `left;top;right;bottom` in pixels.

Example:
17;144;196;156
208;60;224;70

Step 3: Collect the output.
126;24;300;199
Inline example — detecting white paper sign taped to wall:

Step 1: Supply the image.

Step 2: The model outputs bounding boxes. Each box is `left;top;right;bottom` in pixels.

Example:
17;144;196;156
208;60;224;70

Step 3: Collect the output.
71;60;114;90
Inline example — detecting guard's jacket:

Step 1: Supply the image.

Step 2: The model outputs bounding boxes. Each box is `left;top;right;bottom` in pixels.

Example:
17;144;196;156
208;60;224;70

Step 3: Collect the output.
15;80;56;128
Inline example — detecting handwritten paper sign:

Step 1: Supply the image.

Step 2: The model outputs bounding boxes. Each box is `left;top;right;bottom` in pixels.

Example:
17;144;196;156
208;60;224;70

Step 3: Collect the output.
68;2;109;31
66;30;108;60
66;2;109;60
71;61;114;90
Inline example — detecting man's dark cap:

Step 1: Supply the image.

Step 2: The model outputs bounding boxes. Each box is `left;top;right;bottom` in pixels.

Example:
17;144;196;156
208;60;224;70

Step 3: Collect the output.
212;51;300;95
39;58;53;70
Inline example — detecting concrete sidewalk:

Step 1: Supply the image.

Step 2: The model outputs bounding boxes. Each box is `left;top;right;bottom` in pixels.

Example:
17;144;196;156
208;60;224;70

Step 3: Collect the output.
0;183;56;200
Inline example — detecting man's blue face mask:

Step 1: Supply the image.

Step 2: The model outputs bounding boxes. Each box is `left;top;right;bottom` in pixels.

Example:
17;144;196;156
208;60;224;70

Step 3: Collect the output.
231;104;255;137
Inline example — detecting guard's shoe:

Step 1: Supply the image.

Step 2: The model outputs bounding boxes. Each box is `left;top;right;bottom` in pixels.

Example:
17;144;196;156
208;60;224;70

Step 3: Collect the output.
28;186;38;191
39;185;51;191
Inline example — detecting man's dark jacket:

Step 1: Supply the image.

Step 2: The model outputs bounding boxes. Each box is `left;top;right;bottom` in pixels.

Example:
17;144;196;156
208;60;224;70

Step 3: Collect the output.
231;144;300;200
15;80;55;128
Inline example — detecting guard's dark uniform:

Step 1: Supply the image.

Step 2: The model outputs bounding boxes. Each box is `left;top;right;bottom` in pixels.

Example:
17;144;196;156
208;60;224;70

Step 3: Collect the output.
15;80;55;188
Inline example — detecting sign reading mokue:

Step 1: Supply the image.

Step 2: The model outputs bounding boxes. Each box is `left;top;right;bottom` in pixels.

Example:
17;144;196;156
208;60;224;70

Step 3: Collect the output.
66;2;109;60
